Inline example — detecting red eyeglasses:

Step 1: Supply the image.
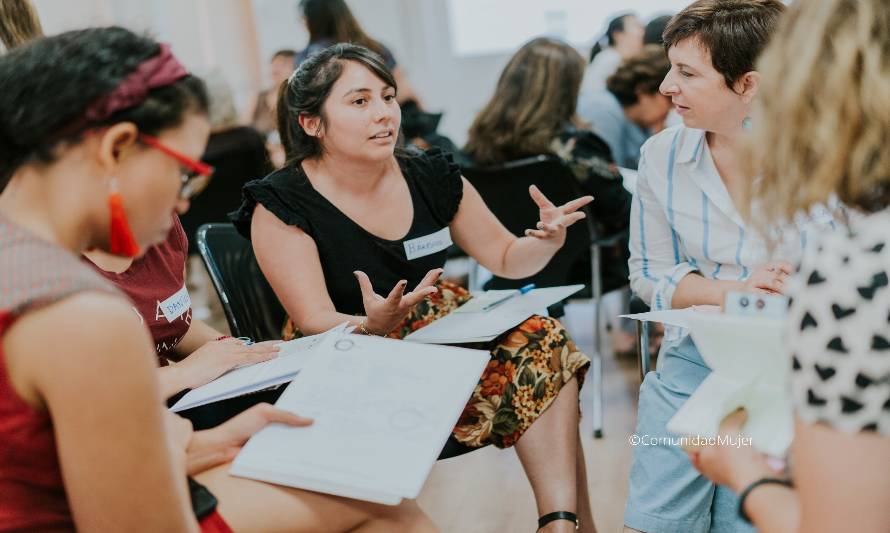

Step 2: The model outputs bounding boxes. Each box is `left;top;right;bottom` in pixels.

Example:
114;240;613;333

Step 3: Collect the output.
139;133;214;200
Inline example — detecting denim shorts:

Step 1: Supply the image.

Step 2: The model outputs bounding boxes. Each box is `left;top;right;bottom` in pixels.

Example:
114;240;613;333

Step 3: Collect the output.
623;335;755;533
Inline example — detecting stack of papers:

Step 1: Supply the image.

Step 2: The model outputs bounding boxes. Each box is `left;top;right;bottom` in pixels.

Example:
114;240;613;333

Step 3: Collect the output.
170;324;349;412
667;312;793;456
405;284;584;344
229;331;490;504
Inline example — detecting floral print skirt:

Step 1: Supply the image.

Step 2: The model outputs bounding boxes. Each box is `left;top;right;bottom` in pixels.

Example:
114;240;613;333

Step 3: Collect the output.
283;280;590;449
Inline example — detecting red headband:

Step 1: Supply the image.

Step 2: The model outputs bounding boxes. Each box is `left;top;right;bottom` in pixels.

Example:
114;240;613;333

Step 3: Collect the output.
83;43;189;123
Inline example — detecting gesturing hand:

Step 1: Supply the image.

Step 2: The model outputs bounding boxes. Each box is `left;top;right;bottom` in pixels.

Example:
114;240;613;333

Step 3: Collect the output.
355;268;442;335
523;185;594;248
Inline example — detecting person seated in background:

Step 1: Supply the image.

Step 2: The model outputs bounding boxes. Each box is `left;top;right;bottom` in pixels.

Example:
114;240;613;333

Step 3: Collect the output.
244;49;295;168
464;37;632;304
686;0;890;531
232;43;598;533
578;45;672;170
643;14;673;46
295;0;421;105
180;69;271;246
465;37;631;239
244;48;295;137
0;27;434;532
584;13;644;93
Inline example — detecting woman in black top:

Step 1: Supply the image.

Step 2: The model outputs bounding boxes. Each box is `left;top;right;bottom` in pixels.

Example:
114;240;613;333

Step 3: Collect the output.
233;44;596;532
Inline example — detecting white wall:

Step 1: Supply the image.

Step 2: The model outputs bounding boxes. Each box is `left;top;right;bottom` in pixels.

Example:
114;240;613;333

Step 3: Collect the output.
31;0;679;147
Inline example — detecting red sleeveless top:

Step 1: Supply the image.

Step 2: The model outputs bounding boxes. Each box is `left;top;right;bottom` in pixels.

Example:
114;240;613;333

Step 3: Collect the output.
0;216;118;531
0;216;230;532
86;216;192;366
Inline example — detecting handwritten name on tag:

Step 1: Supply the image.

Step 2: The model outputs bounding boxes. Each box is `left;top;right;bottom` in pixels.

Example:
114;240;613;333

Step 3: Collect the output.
159;285;191;323
403;227;452;260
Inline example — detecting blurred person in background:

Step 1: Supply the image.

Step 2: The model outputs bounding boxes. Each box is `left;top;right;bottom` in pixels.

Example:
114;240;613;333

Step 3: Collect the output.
578;45;672;170
584;13;644;93
182;69;270;247
295;0;421;105
643;14;673;46
465;37;632;250
245;49;295;168
0;0;42;52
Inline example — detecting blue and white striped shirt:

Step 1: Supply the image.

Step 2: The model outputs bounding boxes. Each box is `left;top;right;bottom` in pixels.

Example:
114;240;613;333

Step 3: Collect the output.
629;125;835;330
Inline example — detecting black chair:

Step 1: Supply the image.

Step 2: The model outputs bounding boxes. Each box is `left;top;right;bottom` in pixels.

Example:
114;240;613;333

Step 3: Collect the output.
463;155;620;438
195;223;286;342
464;155;592;292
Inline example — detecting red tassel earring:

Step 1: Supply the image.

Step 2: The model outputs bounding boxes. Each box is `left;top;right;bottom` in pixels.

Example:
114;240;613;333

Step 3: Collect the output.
108;178;140;257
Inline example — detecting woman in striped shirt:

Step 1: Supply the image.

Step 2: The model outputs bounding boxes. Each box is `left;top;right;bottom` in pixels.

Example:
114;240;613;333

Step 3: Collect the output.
621;2;833;532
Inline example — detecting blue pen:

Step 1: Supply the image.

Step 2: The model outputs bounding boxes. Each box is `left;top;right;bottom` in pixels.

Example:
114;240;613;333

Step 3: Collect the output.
482;283;536;311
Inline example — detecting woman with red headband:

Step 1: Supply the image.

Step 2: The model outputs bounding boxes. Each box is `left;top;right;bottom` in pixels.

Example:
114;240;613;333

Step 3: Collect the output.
0;27;434;532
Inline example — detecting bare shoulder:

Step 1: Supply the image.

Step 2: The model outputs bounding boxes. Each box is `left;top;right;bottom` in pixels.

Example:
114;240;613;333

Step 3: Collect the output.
3;291;158;408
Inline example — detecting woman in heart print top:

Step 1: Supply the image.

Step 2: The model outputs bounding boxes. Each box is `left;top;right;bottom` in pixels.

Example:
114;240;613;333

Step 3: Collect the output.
686;1;890;532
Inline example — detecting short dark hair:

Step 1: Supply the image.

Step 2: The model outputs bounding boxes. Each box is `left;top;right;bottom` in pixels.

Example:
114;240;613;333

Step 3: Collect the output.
0;26;208;189
607;45;671;107
276;43;397;165
643;14;672;45
272;49;297;61
663;0;785;88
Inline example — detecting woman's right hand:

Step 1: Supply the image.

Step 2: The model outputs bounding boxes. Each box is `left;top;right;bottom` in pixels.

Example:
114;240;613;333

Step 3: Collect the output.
741;261;793;294
172;338;280;391
185;403;312;475
354;268;442;335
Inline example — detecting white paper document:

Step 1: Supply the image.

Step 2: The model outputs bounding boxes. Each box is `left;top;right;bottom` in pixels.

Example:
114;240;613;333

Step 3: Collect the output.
620;305;721;329
170;324;348;412
666;312;793;456
404;284;585;344
230;332;490;504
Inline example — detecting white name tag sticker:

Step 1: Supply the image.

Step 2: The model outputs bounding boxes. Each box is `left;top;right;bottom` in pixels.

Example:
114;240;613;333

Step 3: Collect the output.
403;227;453;260
159;285;191;323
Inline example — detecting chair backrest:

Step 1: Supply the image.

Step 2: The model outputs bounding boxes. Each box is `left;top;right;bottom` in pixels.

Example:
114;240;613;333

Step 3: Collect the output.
463;155;593;290
195;223;286;341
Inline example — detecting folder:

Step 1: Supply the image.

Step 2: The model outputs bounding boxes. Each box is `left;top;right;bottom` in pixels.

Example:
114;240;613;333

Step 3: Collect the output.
229;331;490;504
404;284;584;344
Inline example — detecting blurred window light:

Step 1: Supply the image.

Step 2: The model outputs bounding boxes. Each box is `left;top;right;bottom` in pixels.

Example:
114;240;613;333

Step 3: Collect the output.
448;0;690;56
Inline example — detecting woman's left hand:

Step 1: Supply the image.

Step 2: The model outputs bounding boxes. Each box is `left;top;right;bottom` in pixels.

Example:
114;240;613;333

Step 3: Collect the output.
685;409;779;493
523;185;593;248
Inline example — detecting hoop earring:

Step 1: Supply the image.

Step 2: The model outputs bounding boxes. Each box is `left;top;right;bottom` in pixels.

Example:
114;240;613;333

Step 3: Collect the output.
107;177;140;257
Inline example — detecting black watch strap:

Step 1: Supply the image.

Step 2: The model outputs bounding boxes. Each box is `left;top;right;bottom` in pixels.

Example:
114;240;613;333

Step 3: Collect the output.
737;477;793;523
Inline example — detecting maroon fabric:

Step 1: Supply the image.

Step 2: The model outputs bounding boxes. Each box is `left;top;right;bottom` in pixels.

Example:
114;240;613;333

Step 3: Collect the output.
0;216;118;532
87;216;192;365
84;43;189;123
